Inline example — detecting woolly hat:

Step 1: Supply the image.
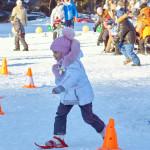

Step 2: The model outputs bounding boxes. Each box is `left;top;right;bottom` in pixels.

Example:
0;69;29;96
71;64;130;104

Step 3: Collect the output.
132;8;140;16
50;27;80;66
115;8;125;18
130;0;135;5
119;1;125;7
50;27;75;56
97;7;103;14
128;11;133;17
57;1;63;6
16;0;22;5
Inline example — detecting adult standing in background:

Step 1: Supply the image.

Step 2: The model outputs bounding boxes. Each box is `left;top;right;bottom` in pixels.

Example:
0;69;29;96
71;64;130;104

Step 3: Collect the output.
12;0;28;27
11;0;28;51
63;0;78;28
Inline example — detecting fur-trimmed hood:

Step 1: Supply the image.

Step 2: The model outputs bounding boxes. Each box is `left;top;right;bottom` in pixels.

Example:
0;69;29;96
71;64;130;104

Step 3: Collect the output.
116;14;128;23
62;39;82;67
51;27;82;67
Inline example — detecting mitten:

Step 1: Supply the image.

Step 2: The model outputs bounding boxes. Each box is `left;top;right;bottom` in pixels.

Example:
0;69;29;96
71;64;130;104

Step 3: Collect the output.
93;27;96;32
52;85;65;94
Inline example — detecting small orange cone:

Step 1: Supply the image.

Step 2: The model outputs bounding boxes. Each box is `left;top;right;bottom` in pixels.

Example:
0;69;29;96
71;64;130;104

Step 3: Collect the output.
0;104;5;115
98;119;121;150
0;58;10;75
22;68;36;88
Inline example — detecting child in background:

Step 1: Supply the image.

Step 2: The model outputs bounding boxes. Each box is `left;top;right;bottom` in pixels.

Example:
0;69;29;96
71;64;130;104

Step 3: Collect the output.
45;27;106;148
9;16;28;51
50;1;64;40
102;19;114;53
114;9;141;66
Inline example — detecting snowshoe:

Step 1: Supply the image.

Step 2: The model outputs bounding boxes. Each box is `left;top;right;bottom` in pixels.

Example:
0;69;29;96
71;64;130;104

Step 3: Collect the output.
35;136;68;149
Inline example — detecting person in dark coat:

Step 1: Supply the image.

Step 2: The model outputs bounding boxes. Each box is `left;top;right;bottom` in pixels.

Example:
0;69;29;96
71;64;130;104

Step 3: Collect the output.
93;8;110;49
114;8;141;66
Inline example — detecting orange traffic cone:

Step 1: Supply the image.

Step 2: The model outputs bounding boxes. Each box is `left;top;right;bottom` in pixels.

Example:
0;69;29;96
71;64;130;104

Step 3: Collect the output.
98;119;121;150
0;104;5;115
22;68;36;88
0;58;10;75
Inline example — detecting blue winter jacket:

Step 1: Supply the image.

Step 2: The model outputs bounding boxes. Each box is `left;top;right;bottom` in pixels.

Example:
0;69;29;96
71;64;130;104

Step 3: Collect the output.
63;1;78;20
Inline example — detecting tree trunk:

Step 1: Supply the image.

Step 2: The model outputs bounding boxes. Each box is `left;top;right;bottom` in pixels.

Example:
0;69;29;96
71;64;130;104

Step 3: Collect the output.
49;0;51;10
93;0;97;13
90;0;93;13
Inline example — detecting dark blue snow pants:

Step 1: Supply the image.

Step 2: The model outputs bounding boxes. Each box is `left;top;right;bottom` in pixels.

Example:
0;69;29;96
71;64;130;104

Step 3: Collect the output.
65;19;74;29
54;102;105;135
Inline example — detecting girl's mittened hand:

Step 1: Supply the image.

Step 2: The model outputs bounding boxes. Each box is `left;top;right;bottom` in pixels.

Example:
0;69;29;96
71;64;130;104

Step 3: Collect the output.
52;89;58;94
52;64;59;72
52;86;65;94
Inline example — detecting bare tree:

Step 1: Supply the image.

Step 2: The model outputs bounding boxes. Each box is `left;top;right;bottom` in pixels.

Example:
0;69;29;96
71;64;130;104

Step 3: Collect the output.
93;0;97;12
89;0;96;13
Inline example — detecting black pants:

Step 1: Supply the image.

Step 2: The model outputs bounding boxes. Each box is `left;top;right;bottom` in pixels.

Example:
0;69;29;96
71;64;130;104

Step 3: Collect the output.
65;19;74;29
54;102;105;135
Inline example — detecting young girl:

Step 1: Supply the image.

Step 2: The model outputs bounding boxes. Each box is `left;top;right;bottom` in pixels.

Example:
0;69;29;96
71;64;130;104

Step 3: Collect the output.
45;27;106;148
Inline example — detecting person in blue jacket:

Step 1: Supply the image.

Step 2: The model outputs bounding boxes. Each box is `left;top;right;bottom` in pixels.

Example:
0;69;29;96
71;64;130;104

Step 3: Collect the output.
63;0;78;28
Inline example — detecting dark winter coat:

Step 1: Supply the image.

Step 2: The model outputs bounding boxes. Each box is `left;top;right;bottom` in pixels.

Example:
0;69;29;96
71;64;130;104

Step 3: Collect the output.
95;9;110;32
94;9;111;42
114;14;136;44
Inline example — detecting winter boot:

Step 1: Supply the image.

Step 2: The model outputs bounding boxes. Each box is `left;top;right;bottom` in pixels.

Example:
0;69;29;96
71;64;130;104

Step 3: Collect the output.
100;126;106;140
131;63;141;66
23;46;29;51
123;58;132;65
101;50;110;53
23;49;29;51
97;40;100;46
14;49;20;51
45;135;68;148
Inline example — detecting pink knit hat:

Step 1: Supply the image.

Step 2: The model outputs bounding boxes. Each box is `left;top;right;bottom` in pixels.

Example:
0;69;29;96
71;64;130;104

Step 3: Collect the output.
50;27;75;56
97;7;103;14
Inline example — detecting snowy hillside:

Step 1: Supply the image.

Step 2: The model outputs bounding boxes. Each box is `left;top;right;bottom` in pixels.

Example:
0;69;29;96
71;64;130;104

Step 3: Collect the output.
0;18;150;150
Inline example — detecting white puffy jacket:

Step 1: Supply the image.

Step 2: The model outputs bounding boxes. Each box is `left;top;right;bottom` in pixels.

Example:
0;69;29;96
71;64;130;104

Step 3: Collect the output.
50;6;65;25
54;54;94;106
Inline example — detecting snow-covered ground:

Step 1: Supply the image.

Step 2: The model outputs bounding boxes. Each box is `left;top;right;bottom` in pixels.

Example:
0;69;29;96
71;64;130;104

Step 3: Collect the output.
0;18;150;150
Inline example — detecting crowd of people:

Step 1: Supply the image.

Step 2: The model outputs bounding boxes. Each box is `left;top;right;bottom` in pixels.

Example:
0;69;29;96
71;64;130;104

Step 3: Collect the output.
10;0;78;50
46;0;150;67
94;0;150;66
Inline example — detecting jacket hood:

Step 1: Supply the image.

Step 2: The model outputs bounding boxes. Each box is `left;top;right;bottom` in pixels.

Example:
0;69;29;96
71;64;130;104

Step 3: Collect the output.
117;14;128;23
137;18;149;25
